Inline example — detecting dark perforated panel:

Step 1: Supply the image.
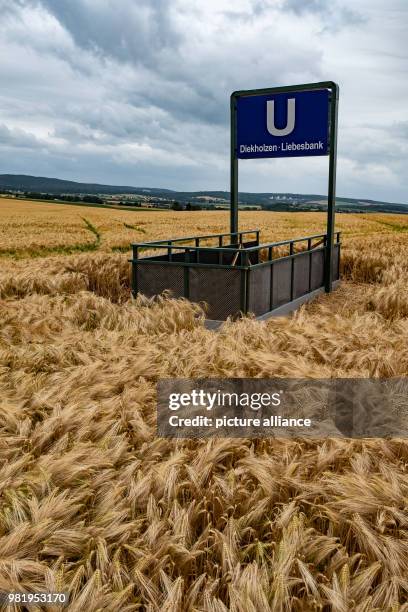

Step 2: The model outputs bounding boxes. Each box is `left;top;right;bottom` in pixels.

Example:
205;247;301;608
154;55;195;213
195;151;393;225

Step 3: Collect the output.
293;252;310;299
310;250;324;290
137;263;184;298
195;244;258;266
189;267;242;320
248;267;271;316
271;259;292;308
134;240;339;320
332;244;340;281
195;249;225;265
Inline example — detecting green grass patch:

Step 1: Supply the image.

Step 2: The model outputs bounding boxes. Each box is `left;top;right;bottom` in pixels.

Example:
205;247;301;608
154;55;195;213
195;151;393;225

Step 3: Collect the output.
123;222;147;233
111;245;132;253
111;245;149;254
81;217;101;244
0;241;100;260
0;217;102;259
376;220;408;232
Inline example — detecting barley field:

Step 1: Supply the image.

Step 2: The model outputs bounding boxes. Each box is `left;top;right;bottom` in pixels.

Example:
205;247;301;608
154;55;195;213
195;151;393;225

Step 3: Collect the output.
1;197;408;257
0;198;408;611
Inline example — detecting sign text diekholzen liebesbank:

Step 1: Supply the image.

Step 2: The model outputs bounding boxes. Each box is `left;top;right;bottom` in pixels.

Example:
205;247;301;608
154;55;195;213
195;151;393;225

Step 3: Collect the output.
240;141;325;154
236;89;330;159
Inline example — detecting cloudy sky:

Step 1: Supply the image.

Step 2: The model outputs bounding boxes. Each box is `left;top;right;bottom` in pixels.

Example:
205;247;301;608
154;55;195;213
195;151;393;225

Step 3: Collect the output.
1;0;407;201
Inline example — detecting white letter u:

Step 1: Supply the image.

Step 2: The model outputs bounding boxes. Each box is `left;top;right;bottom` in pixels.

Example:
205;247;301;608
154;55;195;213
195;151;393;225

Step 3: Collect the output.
266;98;296;136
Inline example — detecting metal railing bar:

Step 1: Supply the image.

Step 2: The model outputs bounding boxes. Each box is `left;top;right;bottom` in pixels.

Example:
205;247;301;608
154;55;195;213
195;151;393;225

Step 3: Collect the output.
128;259;249;270
132;232;340;253
132;230;341;252
128;244;333;270
248;247;328;269
131;228;259;247
130;244;258;253
244;233;337;252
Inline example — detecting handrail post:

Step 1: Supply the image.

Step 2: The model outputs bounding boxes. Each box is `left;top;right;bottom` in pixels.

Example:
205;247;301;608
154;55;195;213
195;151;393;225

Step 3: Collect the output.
290;241;295;301
308;239;312;292
131;246;138;297
184;249;190;298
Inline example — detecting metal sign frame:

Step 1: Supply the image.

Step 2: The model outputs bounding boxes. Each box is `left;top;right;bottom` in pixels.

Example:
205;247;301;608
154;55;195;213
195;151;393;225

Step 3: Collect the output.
230;81;339;292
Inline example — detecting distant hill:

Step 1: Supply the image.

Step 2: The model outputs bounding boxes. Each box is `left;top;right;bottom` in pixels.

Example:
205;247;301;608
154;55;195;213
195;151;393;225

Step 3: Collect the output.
0;174;173;196
1;173;407;214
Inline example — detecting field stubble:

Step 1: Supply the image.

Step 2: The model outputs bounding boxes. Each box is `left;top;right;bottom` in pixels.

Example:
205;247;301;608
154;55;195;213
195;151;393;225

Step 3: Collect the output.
0;202;408;610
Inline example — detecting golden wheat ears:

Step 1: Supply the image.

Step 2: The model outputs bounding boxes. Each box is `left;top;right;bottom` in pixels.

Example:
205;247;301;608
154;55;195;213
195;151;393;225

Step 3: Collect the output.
0;226;407;610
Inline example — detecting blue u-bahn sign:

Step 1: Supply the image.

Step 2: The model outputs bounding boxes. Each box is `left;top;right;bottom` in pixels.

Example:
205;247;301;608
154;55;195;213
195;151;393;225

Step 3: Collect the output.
230;82;339;293
236;89;330;159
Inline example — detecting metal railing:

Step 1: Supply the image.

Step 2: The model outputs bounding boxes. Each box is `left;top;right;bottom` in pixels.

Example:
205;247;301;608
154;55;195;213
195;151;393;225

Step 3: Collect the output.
132;228;259;248
130;229;342;316
131;229;259;265
130;230;341;269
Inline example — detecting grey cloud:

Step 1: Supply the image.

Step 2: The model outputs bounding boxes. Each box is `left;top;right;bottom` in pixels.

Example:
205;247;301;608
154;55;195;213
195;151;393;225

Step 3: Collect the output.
0;124;41;149
33;0;180;67
0;0;26;15
285;0;328;14
0;140;227;191
19;0;323;127
284;0;365;29
390;121;408;140
0;0;406;202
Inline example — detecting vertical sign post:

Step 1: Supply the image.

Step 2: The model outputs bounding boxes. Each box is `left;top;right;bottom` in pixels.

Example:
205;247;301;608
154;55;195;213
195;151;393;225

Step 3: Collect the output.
230;81;339;292
230;95;239;241
325;84;339;292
